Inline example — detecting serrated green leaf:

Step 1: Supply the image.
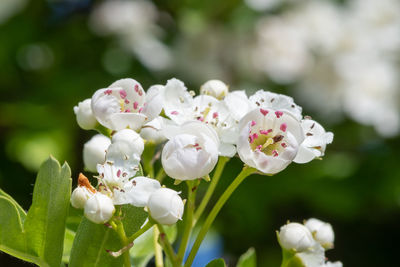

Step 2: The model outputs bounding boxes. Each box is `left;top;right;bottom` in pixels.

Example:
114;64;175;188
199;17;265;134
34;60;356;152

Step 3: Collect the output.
237;247;256;267
0;157;72;267
206;258;227;267
69;205;148;267
23;156;72;267
130;224;177;267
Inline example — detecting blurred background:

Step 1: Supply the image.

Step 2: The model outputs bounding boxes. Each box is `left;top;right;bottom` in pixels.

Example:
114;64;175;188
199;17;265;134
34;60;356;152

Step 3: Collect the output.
1;0;400;266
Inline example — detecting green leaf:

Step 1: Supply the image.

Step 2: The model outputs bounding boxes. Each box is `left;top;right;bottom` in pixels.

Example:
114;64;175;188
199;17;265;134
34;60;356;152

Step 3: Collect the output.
237;247;256;267
0;196;30;262
0;188;27;220
69;217;124;267
69;205;148;267
0;156;72;267
62;229;75;263
130;224;177;267
206;258;227;267
24;156;72;267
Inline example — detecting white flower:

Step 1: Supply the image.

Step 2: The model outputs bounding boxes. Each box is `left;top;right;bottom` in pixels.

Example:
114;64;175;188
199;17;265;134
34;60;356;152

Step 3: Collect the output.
84;193;115;224
237;108;304;174
279;222;315;252
249;90;303;120
162;121;219;180
112;176;161;206
305;218;335;249
324;261;343;267
148;188;184;225
74;99;98;130
140;116;174;143
293;119;333;164
70;186;93;209
112;128;145;156
162;78;246;157
83;134;111;172
91;78;160;131
200;79;229;100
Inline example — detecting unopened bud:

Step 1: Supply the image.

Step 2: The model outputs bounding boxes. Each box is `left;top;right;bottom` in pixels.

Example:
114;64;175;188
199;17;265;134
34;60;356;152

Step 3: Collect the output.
305;218;335;249
200;80;229;100
84;193;115;224
112;129;144;156
74;99;98;130
70;186;93;209
83;134;111;172
279;223;315;252
148;188;184;225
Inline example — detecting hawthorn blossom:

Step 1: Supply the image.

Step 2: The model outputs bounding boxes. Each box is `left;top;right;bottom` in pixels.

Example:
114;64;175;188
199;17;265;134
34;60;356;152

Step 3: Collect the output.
83;134;111;172
161;121;219;180
305;218;335;249
237;108;304;174
91;78;161;131
84;193;115;224
74;99;98;130
293;119;334;164
148;188;184;225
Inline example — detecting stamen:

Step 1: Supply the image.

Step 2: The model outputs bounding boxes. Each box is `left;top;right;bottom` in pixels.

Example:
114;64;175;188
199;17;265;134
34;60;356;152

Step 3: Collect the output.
273;135;284;143
133;101;139;110
117;169;121;177
275;111;283;118
171;111;179;115
280;123;287;132
272;150;279;157
281;143;287;148
260;108;269;116
213;112;218;119
104;89;112;95
251;120;256;126
119;89;127;99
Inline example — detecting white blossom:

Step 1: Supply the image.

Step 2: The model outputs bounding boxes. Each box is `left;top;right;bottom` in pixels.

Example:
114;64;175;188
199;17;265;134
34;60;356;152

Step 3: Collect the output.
84;193;115;224
112;129;145;156
74;99;98;130
237;108;304;174
91;78;161;131
279;222;315;252
83;134;111;172
200;79;229;100
148;188;184;225
70;186;93;209
305;218;335;249
140;116;174;143
293;119;333;164
161;121;219;180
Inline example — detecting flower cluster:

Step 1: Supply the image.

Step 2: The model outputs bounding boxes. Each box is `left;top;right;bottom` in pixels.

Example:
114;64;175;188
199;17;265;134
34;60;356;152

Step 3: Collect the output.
72;77;333;225
278;218;342;267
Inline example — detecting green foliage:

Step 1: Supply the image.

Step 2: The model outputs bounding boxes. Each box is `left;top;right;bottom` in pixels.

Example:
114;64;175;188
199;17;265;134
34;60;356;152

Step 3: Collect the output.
237;247;256;267
206;258;227;267
0;156;71;267
130;225;177;267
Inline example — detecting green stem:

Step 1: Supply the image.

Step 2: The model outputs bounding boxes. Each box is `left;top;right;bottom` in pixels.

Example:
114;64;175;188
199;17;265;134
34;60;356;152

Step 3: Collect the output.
114;219;131;267
126;220;154;243
157;224;178;266
154;226;164;267
176;180;198;264
155;168;166;182
194;157;230;224
184;166;255;267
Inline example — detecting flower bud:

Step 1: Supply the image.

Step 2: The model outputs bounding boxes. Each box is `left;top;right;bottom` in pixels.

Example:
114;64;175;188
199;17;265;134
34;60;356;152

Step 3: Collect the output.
140;116;171;143
148;188;184;225
305;218;335;249
279;223;315;252
70;186;93;209
83;134;111;172
112;129;144;156
74;99;98;130
84;193;115;224
200;79;229;100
